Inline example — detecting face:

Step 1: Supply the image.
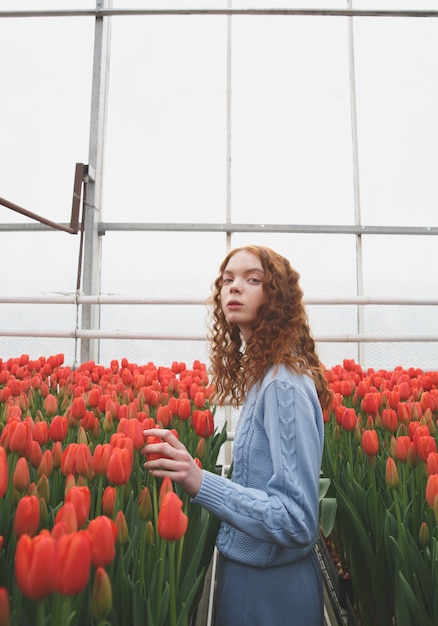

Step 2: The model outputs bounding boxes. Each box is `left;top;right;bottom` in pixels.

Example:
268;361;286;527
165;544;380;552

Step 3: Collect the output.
220;250;266;341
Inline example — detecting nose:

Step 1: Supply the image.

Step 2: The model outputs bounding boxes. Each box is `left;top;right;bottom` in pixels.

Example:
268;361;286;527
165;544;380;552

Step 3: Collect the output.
230;279;242;293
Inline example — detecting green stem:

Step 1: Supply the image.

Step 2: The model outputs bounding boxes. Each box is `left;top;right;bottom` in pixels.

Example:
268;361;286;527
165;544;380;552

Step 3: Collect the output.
95;474;103;518
169;542;177;626
154;540;167;625
36;600;45;626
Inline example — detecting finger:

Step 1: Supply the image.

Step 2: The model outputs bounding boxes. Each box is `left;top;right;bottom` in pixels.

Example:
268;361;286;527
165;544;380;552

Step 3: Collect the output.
143;428;184;449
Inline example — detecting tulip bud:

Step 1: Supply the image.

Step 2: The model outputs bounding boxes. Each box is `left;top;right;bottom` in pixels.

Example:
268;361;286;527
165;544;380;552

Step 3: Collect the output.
37;474;50;503
39;496;49;529
389;436;397;459
37;449;54;479
13;457;30;493
115;510;129;545
103;411;114;433
196;438;206;460
92;567;113;621
0;587;11;626
145;520;155;547
138;487;152;521
419;521;430;548
77;425;88;445
102;486;116;517
44;393;58;417
385;457;399;488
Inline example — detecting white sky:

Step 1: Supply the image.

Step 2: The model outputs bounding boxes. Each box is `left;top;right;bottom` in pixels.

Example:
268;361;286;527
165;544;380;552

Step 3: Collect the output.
1;1;437;369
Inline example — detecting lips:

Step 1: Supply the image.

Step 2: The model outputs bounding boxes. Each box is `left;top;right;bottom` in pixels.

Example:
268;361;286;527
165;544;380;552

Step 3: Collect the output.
227;300;243;309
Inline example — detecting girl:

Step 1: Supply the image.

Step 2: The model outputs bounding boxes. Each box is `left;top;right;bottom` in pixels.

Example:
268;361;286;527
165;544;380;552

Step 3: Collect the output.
143;245;332;625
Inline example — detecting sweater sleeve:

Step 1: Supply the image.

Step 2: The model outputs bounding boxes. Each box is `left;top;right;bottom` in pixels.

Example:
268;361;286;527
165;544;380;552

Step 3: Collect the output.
192;378;322;549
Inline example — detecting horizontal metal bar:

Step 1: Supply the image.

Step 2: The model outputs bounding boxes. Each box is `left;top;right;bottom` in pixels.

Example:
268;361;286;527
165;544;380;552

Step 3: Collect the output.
0;197;77;234
1;295;437;306
0;328;436;342
1;9;437;19
1;222;437;236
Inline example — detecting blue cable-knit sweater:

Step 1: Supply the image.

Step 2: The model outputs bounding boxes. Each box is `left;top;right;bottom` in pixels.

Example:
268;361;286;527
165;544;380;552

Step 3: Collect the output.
192;364;324;567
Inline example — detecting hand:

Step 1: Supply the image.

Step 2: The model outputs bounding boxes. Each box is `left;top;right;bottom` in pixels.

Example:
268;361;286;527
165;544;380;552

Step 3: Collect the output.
142;428;203;498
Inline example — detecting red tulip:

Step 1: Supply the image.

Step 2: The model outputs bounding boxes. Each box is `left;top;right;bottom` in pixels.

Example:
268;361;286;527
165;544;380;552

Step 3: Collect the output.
87;386;101;408
37;449;54;479
194;390;206;409
55;502;78;534
13;457;30;493
381;408;398;433
118;417;144;450
76;444;94;479
43;393;58;417
427;452;438;476
15;531;55;600
361;429;379;457
101;486;116;517
87;516;118;567
33;420;49;446
9;420;33;457
407;441;418;469
115;510;129;545
65;486;91;528
14;495;40;538
106;446;133;486
409;401;423;421
52;530;92;595
0;447;8;499
395;436;410;463
385;457;399;488
361;392;381;415
191;410;214;438
158;492;188;542
396;402;410;425
178;398;192;421
416;436;437;464
156;405;172;428
71;396;87;420
341;407;357;431
48;415;68;442
426;474;438;509
52;440;63;469
93;443;112;475
28;440;42;469
159;477;174;508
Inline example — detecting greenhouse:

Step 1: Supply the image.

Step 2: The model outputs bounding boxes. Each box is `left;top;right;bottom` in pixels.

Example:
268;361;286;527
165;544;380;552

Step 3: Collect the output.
1;2;438;625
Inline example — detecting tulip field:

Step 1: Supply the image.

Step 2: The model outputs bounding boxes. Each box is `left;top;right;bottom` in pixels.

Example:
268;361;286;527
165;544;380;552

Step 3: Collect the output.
1;354;438;626
321;360;438;626
0;354;227;626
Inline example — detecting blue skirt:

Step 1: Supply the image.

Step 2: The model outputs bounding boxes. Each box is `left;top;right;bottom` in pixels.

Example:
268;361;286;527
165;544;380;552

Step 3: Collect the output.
214;549;323;626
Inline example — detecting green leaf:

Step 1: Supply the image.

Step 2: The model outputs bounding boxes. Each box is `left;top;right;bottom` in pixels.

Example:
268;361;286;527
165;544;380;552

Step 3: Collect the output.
320;497;337;538
319;477;331;501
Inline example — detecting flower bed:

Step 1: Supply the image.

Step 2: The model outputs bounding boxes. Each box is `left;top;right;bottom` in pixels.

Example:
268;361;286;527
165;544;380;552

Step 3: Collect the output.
0;354;226;626
321;360;438;626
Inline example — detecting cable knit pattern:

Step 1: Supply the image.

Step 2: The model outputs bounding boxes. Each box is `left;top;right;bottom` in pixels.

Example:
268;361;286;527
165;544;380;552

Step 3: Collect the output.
192;364;324;567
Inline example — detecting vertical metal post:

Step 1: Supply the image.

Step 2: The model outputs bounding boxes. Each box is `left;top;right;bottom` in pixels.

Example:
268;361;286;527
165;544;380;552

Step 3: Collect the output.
81;0;112;364
225;0;232;255
347;0;365;363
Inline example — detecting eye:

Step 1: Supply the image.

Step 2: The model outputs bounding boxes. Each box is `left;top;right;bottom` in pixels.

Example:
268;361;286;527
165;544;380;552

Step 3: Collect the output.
222;278;233;285
247;277;262;284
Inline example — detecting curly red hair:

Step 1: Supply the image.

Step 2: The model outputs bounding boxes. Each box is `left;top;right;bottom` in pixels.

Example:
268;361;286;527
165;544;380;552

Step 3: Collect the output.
207;245;332;410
